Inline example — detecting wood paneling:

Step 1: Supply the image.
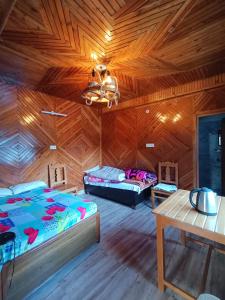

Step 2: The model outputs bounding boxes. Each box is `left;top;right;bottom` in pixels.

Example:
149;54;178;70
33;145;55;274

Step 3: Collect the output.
0;82;19;186
102;70;225;113
0;0;17;35
102;87;225;190
56;98;101;189
17;88;57;185
0;82;101;189
36;61;225;105
0;0;224;104
102;109;137;168
136;96;194;189
37;67;91;105
108;0;225;78
0;0;118;88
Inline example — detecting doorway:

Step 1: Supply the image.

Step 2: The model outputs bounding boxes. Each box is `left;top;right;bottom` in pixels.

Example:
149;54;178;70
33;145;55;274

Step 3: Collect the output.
198;113;225;196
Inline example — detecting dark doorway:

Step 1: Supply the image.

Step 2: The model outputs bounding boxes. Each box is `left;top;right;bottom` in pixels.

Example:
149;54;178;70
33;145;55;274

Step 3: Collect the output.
198;113;225;196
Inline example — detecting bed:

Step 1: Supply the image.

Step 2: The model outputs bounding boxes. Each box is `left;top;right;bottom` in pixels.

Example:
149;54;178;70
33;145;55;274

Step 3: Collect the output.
0;185;100;300
83;166;157;208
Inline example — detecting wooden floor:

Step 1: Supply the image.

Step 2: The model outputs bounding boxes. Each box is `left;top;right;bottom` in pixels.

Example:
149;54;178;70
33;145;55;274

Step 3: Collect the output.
25;195;225;300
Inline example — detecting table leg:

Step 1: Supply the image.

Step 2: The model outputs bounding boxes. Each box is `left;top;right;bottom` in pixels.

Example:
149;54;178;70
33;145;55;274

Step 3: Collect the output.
180;230;186;247
151;189;155;209
156;216;165;292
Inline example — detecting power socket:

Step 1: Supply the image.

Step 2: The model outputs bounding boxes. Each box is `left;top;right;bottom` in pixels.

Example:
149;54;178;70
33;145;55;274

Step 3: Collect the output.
50;145;57;150
146;143;155;148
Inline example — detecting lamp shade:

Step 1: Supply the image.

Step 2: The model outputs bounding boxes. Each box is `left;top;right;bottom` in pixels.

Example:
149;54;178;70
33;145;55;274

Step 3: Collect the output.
81;64;119;108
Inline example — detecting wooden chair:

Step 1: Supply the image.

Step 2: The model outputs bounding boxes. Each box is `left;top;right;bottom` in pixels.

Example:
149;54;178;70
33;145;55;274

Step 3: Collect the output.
48;163;77;193
151;162;178;208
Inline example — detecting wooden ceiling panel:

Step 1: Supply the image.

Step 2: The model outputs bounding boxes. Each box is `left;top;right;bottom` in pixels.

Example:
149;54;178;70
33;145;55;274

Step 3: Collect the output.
1;0;118;68
107;0;185;57
0;43;48;86
37;66;90;104
156;17;225;70
0;0;224;104
0;0;17;35
160;0;225;47
35;60;225;105
5;0;47;31
108;0;225;78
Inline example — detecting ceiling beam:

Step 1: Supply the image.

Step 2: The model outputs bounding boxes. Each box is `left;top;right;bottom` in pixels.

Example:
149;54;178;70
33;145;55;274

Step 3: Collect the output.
102;71;225;113
0;0;17;35
151;0;198;50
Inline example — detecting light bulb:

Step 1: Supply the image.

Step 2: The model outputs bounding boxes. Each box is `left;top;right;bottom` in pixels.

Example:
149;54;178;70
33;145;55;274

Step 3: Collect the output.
103;76;113;84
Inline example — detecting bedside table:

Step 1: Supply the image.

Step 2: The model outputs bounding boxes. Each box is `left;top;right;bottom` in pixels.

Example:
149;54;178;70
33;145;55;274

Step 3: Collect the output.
54;184;77;194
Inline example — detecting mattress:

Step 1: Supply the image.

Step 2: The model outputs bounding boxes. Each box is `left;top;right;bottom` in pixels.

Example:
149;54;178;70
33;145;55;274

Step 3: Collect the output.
0;187;97;266
84;175;155;194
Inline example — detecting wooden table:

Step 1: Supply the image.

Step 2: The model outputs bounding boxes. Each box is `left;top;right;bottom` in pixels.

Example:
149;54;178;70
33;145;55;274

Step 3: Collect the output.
153;189;225;300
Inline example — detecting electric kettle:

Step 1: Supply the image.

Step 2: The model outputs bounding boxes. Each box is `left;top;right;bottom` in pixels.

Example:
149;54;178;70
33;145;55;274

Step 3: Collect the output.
189;187;218;216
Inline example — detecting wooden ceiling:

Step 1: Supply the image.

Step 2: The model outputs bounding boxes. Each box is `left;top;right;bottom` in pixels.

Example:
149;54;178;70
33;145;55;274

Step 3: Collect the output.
0;0;225;104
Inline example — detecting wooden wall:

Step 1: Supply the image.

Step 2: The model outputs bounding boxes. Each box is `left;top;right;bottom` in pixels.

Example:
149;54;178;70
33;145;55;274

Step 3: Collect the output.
55;98;101;189
0;82;19;186
1;78;225;191
0;83;101;189
102;86;225;190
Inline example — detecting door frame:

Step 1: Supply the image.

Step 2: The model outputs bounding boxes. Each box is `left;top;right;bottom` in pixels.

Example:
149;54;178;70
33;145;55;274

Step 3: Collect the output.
195;110;225;188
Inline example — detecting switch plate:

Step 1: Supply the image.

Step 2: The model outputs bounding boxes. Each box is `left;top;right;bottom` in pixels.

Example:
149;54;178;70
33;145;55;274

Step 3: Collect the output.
50;145;57;150
146;143;155;148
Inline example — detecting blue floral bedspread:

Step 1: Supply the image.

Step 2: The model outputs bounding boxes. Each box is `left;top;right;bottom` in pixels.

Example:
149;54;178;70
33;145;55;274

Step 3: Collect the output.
0;187;97;266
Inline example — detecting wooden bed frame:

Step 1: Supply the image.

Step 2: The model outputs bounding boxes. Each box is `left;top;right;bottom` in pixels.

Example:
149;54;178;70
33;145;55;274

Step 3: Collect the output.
84;182;152;208
0;212;100;300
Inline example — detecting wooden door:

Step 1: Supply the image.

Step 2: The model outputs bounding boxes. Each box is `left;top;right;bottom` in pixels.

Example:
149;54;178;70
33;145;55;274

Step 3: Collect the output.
221;119;225;196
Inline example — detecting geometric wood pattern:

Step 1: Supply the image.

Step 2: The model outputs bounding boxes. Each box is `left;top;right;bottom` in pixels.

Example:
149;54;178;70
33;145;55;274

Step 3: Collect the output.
108;0;225;78
0;0;17;35
37;61;225;105
17;88;57;185
102;86;225;190
0;0;225;191
0;0;225;104
136;96;194;190
0;82;101;189
0;81;19;186
102;108;137;168
55;98;101;189
102;69;225;112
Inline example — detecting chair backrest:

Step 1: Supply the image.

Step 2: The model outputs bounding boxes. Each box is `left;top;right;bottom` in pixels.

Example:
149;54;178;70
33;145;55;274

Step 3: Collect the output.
158;162;178;186
48;163;67;188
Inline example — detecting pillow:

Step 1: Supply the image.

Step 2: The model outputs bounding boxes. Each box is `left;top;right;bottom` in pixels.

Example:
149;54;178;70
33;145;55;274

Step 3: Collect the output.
84;165;100;174
88;166;125;182
125;168;147;182
145;172;157;184
125;168;157;183
10;181;47;195
0;188;13;197
86;176;120;184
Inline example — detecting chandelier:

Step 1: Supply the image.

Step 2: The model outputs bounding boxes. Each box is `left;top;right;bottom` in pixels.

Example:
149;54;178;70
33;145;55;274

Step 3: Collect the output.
81;64;120;109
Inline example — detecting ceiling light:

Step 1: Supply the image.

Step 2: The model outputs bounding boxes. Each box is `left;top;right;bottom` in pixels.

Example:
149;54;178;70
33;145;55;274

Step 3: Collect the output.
90;52;98;61
81;64;120;109
105;30;112;42
173;113;182;123
157;112;168;123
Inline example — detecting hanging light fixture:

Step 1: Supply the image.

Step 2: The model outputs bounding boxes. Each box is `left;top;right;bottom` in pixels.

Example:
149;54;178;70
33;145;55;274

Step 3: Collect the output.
81;64;120;109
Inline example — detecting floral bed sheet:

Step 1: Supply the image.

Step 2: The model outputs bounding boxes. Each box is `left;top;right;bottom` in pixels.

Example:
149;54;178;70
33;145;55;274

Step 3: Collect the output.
0;187;97;266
